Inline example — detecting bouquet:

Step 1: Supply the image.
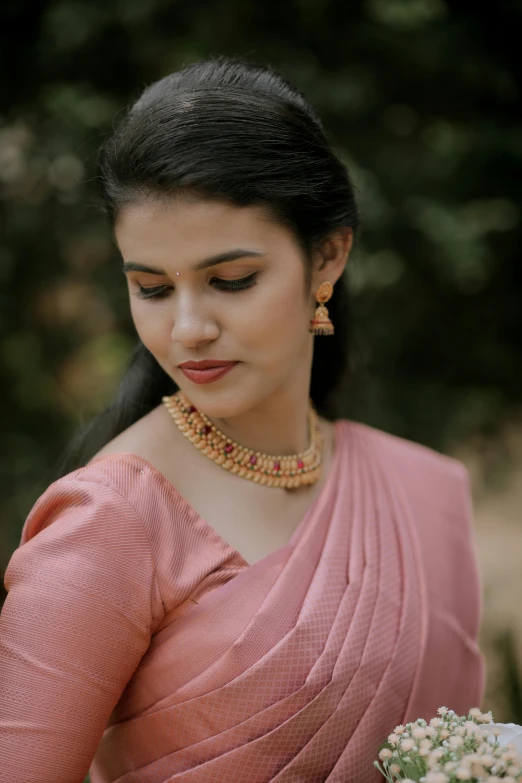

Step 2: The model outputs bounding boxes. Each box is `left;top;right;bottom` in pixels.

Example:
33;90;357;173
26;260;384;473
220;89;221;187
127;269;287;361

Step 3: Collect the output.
374;707;522;782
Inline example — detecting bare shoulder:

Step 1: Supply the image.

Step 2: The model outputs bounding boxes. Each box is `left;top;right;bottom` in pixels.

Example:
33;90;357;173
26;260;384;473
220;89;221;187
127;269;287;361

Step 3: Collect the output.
89;403;179;466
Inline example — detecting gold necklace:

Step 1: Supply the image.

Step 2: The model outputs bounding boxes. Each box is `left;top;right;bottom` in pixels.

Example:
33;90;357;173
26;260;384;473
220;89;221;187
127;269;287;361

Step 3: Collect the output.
162;391;324;489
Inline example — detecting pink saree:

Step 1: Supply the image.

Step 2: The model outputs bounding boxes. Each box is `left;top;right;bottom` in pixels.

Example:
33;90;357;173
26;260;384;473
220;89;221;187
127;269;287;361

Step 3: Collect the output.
0;420;485;783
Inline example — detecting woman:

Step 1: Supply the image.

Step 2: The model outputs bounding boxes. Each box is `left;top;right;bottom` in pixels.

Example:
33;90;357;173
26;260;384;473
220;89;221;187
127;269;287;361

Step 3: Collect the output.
0;58;484;783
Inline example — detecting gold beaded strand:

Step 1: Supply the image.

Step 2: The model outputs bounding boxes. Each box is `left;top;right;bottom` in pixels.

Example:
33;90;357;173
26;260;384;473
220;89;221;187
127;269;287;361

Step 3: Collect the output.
162;391;323;489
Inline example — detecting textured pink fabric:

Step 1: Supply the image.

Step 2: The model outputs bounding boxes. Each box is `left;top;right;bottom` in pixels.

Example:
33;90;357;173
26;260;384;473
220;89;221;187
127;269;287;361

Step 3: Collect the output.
0;420;485;783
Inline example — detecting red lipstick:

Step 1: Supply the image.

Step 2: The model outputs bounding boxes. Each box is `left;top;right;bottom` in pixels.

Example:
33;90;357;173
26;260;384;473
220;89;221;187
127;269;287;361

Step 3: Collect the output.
178;360;239;384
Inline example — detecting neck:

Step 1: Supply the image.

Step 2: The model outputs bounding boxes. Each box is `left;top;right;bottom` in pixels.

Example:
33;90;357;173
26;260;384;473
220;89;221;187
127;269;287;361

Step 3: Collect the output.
210;397;313;456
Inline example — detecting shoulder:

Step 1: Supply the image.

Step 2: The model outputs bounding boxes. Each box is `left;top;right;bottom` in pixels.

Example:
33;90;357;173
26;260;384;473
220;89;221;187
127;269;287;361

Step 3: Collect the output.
338;418;473;532
342;419;467;481
19;455;158;550
19;403;177;549
88;402;174;465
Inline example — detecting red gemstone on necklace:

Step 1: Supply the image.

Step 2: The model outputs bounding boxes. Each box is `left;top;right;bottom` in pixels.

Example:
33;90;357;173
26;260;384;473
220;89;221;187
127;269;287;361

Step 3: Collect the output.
250;455;257;465
274;461;281;471
188;406;196;413
203;425;212;435
297;459;305;469
224;444;234;453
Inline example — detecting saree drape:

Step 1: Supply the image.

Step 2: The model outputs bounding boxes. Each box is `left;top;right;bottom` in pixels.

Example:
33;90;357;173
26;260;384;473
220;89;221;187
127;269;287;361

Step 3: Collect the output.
0;420;485;783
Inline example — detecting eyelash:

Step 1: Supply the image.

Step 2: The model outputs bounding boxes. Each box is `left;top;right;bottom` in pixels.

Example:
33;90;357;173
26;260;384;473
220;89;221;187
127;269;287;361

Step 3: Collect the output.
133;273;258;300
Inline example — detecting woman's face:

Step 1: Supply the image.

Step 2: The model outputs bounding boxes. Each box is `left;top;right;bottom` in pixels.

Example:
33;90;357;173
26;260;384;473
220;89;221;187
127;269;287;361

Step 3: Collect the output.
115;197;318;418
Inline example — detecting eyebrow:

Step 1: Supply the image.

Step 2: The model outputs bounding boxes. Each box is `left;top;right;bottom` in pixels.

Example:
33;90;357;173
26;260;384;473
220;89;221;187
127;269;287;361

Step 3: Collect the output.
122;249;267;276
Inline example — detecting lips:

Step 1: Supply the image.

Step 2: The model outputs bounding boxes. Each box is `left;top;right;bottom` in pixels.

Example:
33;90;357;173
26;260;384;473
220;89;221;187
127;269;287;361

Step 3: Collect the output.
178;360;239;385
178;360;237;370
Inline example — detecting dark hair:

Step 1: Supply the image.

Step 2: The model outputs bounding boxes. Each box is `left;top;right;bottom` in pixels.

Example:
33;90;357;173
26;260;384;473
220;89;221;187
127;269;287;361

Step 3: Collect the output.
53;57;360;479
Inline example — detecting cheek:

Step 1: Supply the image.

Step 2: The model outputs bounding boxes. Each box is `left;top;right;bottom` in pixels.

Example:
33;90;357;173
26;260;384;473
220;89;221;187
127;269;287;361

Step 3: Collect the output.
234;273;310;354
130;300;171;353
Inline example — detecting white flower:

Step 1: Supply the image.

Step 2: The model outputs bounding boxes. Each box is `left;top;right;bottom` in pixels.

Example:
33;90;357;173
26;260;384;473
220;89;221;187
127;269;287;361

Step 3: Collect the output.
455;726;466;736
430;718;443;728
449;735;464;748
470;762;487;778
400;738;416;751
425;772;449;783
455;767;472;780
388;733;400;746
378;748;392;761
479;722;522;758
437;707;449;716
413;726;428;739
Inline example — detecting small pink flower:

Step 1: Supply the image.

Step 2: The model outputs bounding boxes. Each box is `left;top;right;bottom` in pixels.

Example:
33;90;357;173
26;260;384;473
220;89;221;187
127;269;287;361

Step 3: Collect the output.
449;735;464;748
425;772;449;783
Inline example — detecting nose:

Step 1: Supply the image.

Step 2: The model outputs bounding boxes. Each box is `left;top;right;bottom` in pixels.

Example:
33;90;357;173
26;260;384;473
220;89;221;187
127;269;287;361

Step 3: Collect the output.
170;292;220;349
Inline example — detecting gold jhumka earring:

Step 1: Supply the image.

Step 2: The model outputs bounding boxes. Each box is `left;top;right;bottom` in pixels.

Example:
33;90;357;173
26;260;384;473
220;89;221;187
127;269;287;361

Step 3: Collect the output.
309;281;334;336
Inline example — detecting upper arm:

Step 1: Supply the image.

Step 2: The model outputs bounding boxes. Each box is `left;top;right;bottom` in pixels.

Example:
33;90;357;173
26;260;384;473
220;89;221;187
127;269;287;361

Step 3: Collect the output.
0;475;162;783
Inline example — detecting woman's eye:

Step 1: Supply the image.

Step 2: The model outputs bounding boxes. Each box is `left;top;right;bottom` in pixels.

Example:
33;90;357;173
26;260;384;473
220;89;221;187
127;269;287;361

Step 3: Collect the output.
132;273;258;300
211;273;258;291
133;285;171;300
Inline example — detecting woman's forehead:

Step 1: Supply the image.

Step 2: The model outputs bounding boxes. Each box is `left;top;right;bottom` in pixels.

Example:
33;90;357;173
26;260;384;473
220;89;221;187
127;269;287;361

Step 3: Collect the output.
115;198;297;261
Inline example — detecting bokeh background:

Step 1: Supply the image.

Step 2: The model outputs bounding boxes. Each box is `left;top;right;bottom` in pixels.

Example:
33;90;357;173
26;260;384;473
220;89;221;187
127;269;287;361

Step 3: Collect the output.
1;0;521;743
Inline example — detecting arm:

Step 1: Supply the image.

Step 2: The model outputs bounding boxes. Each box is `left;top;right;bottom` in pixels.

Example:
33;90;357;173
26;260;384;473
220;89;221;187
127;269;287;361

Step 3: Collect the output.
0;474;163;783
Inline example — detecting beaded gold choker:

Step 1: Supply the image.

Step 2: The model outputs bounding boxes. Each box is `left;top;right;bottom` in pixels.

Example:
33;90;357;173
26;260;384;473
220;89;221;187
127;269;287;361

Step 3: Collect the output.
162;391;323;489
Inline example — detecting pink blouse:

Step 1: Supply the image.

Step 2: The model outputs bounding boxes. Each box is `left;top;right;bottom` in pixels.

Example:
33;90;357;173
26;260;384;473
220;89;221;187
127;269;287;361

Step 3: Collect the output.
0;419;485;782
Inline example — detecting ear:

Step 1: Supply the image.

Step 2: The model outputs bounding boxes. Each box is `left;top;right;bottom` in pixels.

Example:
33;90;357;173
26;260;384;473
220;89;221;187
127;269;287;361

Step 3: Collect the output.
311;227;354;291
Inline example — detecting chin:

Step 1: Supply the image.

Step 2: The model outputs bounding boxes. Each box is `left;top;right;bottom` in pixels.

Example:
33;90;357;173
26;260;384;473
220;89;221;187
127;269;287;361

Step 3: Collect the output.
176;378;269;421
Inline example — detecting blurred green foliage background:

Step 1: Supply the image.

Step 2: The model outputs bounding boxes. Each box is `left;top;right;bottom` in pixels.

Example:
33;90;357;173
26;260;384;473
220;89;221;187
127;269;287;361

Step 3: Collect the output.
1;0;521;744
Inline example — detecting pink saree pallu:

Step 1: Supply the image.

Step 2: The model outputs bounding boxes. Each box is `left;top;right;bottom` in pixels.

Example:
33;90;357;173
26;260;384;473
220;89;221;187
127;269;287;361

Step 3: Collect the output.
0;421;484;783
89;423;484;783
